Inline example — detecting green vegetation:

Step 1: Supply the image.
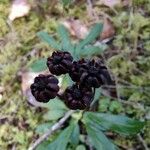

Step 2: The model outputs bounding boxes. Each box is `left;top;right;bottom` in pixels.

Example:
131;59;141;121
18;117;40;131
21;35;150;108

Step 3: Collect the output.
0;0;150;150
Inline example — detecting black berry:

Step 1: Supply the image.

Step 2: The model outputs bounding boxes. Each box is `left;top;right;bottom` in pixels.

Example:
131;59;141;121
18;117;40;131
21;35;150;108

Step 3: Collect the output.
47;51;73;75
30;74;59;103
63;84;93;110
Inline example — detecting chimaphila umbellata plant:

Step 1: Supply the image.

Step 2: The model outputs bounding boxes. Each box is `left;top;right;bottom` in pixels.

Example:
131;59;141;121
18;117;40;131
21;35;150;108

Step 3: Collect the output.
29;24;145;150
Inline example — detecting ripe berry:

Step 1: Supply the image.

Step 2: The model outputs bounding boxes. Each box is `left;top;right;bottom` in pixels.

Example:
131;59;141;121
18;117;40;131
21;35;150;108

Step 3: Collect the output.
69;59;88;82
30;74;59;103
63;84;93;110
70;59;112;88
47;51;73;76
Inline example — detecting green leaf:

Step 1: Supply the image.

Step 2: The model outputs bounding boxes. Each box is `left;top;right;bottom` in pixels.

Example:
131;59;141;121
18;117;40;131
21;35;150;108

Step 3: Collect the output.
36;141;50;150
61;74;73;90
36;123;53;134
61;0;72;6
76;23;103;51
46;124;74;150
90;88;101;107
109;101;123;113
37;31;61;50
70;123;80;145
98;98;110;112
29;58;47;72
43;98;67;110
43;109;65;121
79;45;106;57
82;113;106;132
83;112;145;135
86;123;117;150
76;145;86;150
57;25;74;52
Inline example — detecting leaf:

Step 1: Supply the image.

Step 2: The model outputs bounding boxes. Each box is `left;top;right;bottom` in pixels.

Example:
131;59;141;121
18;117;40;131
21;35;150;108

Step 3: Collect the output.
83;112;145;135
61;0;72;6
43;109;65;121
90;88;101;107
79;45;105;57
61;74;73;90
43;98;67;110
109;101;123;113
46;124;74;150
36;141;50;150
36;123;53;134
37;31;61;50
70;123;80;145
99;0;130;8
76;23;103;51
57;25;74;52
86;123;117;150
76;145;86;150
62;19;88;39
98;98;110;112
29;58;47;72
8;0;31;21
100;17;115;40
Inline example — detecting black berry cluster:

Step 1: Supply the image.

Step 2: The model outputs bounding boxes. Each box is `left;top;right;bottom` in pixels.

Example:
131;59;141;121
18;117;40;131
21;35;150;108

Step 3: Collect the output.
31;51;112;110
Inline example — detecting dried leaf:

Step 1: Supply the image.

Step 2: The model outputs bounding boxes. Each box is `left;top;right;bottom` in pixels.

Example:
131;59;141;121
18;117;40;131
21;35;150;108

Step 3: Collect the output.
8;0;31;21
100;17;115;40
21;69;47;107
97;0;130;8
62;19;88;39
62;18;115;41
99;0;121;7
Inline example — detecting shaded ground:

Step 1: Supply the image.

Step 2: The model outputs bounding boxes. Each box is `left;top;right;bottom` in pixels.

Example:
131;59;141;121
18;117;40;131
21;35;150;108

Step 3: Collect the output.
0;0;150;150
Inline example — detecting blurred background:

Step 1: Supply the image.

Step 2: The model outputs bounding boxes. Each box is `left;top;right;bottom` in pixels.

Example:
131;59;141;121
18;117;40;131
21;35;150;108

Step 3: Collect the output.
0;0;150;149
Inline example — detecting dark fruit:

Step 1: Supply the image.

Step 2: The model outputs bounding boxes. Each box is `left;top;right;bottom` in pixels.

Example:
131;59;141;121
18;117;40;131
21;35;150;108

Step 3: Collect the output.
63;84;93;110
47;51;73;76
30;74;59;103
69;59;88;82
70;59;112;88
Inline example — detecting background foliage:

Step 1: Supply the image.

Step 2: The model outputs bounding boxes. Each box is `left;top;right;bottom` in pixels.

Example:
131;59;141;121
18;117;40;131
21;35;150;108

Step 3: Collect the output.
0;0;150;150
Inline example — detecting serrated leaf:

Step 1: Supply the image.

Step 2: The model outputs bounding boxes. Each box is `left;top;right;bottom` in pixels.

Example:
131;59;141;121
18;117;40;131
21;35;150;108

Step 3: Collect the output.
57;25;74;52
86;124;117;150
43;98;67;110
83;112;145;135
79;45;105;57
70;123;80;145
29;58;47;72
76;23;103;51
82;113;106;132
37;31;61;50
46;124;74;150
35;123;53;135
36;141;50;150
43;109;65;121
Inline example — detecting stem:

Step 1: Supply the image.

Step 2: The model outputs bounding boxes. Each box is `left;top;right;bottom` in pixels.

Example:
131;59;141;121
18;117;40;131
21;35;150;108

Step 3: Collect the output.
89;88;98;111
138;134;149;150
28;110;75;150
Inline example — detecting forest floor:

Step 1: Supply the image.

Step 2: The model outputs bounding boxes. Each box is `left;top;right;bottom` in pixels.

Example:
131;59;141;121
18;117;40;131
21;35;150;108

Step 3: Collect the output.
0;0;150;150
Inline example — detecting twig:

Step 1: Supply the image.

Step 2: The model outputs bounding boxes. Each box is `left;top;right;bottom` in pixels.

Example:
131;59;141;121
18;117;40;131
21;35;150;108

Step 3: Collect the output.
85;135;94;150
28;110;75;150
138;134;149;150
86;0;99;21
101;85;150;91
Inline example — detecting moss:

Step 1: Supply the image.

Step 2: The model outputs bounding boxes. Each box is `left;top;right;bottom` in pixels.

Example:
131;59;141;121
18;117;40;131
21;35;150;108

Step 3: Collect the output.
0;0;150;149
